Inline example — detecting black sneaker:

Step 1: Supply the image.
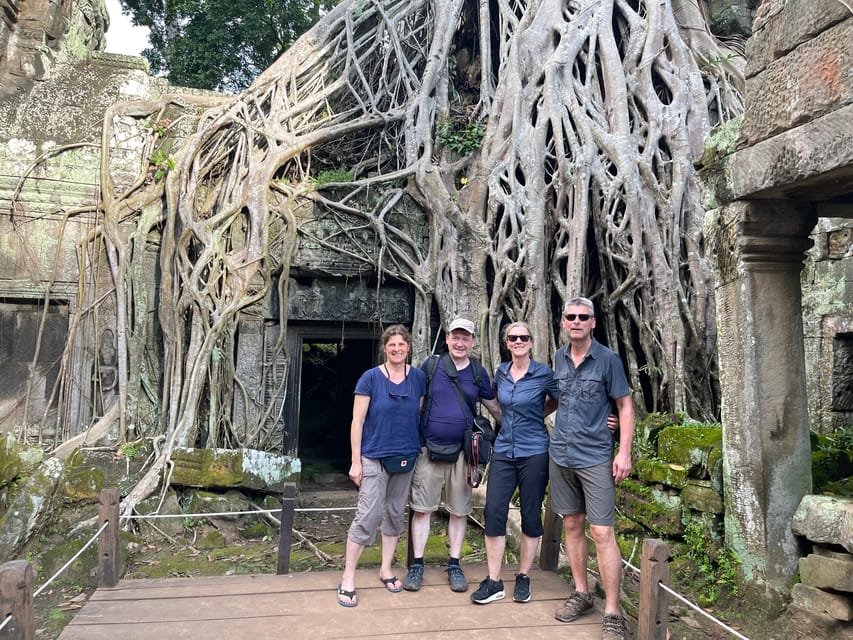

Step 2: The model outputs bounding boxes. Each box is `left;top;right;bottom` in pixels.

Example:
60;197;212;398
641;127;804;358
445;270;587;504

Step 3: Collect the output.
470;577;505;604
402;564;424;591
513;573;531;602
446;564;468;592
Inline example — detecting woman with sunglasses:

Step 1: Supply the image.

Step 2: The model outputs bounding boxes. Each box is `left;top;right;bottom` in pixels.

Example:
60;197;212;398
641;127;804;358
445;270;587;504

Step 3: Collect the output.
337;324;427;607
470;321;559;605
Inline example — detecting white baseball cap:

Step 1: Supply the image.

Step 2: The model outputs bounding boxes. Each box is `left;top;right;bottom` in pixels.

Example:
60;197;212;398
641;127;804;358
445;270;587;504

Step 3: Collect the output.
447;318;475;335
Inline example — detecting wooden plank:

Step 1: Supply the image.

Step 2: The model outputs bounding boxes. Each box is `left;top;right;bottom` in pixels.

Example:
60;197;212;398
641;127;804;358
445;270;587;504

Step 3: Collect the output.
58;566;602;640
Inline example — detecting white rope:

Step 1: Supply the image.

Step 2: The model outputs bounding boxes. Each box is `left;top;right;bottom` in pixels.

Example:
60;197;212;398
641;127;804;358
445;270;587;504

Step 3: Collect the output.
33;521;109;598
658;582;751;640
0;613;11;632
123;505;357;520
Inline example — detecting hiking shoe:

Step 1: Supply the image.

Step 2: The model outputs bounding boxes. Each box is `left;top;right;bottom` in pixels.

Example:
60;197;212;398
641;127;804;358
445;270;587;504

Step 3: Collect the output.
555;591;594;622
402;564;424;591
512;573;531;602
601;613;629;639
446;564;468;592
470;578;505;604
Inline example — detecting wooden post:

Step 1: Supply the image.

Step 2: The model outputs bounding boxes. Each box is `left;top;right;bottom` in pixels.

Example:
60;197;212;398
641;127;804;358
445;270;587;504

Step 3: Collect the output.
98;488;120;588
538;501;562;571
277;482;297;575
0;560;34;640
637;538;670;640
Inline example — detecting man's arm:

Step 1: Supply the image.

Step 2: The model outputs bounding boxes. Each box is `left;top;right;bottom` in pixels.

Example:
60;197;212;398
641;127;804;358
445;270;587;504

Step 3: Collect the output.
611;394;634;483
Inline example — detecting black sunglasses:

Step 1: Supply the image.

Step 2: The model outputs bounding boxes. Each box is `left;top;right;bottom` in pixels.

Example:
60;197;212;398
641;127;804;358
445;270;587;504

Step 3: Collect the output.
564;313;591;321
507;334;531;342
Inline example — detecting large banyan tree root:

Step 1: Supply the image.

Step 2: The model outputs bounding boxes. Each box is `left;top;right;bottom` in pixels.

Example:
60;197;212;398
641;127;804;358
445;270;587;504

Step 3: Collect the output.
79;0;742;515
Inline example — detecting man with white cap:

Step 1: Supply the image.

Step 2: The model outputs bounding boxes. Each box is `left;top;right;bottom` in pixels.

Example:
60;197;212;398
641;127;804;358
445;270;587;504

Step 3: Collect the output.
403;317;501;593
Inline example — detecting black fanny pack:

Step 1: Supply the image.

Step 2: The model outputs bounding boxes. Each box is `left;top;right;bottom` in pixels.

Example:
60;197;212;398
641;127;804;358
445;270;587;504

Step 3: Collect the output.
381;454;418;473
425;439;461;463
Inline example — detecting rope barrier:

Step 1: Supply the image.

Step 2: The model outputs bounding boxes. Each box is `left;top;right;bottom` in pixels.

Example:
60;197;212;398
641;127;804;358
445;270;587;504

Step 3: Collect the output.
593;541;752;640
0;613;11;632
122;505;358;520
658;582;751;640
33;521;109;598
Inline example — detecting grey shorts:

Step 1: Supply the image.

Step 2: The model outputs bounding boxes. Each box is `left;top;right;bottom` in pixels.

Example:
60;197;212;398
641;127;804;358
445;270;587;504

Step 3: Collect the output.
409;447;472;516
347;456;415;545
548;458;615;526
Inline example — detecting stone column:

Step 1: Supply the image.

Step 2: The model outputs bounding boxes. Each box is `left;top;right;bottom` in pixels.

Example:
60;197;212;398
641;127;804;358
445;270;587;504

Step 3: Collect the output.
710;200;817;605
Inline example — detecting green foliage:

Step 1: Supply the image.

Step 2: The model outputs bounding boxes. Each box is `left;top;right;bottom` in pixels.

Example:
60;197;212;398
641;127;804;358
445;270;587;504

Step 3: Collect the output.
148;149;174;181
436;119;486;155
119;0;332;92
682;520;741;606
119;441;139;459
312;168;353;186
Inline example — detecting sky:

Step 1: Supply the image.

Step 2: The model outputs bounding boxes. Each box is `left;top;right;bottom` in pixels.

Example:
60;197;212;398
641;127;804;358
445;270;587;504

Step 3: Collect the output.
103;0;150;57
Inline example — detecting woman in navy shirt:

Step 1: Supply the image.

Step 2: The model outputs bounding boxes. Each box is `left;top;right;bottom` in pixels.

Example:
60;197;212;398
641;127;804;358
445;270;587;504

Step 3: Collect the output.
470;322;558;605
337;325;426;607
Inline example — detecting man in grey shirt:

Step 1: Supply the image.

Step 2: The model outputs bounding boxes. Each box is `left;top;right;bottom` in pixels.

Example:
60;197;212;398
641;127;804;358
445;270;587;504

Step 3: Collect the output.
548;296;634;640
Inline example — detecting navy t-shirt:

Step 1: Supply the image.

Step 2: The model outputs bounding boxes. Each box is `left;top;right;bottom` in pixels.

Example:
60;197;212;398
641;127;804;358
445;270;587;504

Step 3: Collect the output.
354;366;426;459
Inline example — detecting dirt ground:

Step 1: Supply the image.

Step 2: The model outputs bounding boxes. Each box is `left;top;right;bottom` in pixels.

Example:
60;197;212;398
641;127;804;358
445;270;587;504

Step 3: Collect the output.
28;485;839;640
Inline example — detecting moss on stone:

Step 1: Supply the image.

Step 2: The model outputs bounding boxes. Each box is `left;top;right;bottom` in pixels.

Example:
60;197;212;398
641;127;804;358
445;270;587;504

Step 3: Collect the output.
657;426;722;479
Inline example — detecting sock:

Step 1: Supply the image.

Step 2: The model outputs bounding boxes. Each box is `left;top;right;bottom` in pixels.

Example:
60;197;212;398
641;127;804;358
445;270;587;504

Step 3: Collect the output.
411;557;424;566
448;557;460;567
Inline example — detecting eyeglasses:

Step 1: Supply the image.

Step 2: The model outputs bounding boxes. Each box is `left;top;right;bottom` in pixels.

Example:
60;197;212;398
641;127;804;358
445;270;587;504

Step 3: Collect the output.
507;335;531;342
564;313;591;321
387;376;410;398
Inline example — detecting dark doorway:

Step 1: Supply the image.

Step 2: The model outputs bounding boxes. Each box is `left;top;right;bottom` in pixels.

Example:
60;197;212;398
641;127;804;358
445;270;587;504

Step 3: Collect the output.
297;338;376;475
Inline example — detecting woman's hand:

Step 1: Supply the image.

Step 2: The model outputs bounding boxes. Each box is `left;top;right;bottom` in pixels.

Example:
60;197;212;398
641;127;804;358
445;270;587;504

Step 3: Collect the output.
349;460;363;488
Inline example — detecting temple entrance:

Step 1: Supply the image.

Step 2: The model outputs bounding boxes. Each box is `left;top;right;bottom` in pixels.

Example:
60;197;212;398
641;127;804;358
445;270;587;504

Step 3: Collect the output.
297;337;376;477
279;324;380;479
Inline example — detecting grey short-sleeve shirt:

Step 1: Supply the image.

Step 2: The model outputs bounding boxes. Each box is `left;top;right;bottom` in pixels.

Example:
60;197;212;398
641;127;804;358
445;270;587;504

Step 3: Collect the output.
549;339;631;468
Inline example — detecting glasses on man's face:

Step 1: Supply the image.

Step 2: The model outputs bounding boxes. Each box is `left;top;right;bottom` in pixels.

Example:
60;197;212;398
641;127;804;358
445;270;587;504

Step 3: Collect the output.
564;313;591;321
507;334;531;342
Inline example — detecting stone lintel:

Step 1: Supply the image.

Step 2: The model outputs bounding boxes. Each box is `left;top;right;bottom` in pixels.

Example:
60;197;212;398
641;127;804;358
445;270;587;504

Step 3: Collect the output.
727;103;853;202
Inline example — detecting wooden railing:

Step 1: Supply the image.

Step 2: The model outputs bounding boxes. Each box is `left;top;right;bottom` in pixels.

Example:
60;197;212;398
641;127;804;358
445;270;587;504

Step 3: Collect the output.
0;484;671;640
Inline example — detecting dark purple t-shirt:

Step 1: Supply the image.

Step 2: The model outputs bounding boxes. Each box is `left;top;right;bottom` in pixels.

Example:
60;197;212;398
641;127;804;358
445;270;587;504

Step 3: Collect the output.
420;357;494;445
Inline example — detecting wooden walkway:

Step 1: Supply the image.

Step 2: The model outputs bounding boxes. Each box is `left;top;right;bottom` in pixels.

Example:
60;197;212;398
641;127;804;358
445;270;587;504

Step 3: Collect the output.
58;565;604;639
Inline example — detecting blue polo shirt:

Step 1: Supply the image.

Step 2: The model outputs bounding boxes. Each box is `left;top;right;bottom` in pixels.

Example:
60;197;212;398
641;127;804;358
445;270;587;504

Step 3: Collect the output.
493;359;559;458
354;366;426;458
550;339;630;468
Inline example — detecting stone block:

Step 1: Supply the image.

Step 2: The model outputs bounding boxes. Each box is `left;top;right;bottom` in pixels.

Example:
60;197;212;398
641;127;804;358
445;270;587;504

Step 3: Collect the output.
681;480;724;514
634;459;688;489
792;494;853;553
657;426;722;479
792;583;853;622
799;552;853;592
617;485;683;536
170;447;300;493
742;19;853;146
747;0;850;77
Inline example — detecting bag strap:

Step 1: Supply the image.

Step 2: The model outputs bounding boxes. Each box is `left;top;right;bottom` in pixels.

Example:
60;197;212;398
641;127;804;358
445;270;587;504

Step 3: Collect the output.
442;354;478;424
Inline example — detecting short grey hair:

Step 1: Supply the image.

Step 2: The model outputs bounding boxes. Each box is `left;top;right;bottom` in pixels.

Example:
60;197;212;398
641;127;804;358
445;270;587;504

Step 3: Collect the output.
564;296;595;316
